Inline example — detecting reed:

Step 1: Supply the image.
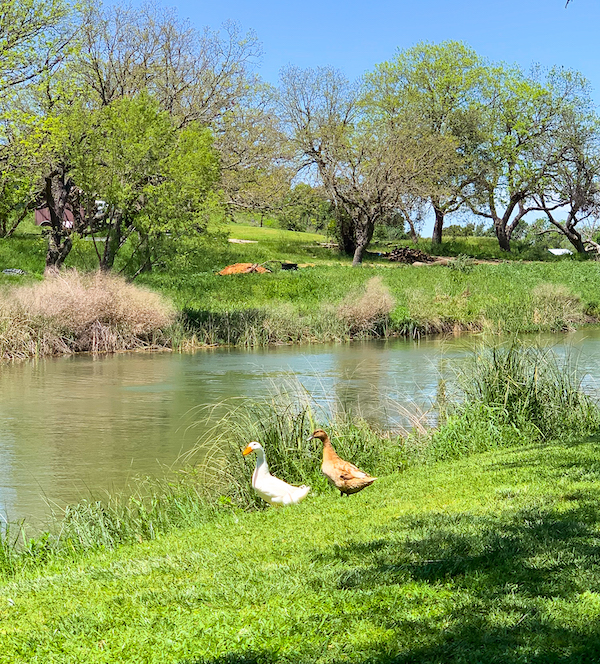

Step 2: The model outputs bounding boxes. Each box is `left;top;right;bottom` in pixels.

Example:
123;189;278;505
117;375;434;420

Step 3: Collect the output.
419;341;600;461
186;388;407;510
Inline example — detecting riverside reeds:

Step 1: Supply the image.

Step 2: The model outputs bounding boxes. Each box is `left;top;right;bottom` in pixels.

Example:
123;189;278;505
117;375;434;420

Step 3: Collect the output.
186;387;407;510
421;341;600;460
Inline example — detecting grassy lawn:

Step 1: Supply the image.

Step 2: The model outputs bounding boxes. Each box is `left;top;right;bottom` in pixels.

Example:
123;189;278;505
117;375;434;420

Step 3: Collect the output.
3;438;600;662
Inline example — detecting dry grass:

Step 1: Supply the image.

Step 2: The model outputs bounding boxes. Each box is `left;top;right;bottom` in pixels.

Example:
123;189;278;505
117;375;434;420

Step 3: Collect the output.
337;276;396;335
0;270;176;359
531;282;586;330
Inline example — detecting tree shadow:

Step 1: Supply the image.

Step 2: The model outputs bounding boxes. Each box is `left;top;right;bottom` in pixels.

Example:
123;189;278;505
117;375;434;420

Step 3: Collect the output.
311;495;600;662
182;444;600;663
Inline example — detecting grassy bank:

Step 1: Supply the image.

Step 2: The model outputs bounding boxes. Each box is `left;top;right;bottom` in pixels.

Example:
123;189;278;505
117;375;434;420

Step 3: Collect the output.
1;223;600;356
2;343;600;662
3;438;600;661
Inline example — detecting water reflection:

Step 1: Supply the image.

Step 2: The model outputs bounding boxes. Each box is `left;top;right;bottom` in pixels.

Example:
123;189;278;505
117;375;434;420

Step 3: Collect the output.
1;330;600;524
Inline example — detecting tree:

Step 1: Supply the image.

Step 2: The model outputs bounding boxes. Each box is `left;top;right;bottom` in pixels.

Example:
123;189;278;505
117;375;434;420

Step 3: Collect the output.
217;85;295;222
77;3;261;126
0;0;72;92
73;94;220;274
5;1;256;270
365;41;487;244
531;113;600;253
0;116;42;237
278;184;333;232
278;65;454;265
465;66;593;252
0;0;75;238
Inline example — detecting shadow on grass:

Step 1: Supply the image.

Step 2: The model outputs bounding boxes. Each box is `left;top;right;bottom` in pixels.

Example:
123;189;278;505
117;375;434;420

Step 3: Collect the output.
182;654;280;664
182;443;600;664
182;495;600;663
333;496;600;662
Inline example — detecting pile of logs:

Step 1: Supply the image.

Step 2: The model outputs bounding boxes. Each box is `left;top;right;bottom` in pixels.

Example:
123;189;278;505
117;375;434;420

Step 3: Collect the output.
387;247;434;264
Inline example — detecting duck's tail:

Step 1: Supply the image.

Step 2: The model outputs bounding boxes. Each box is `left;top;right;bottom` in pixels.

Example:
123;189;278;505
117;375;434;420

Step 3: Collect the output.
290;484;311;504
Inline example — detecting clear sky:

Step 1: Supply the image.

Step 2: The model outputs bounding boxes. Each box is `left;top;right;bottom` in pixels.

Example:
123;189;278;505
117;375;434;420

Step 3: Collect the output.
169;0;600;102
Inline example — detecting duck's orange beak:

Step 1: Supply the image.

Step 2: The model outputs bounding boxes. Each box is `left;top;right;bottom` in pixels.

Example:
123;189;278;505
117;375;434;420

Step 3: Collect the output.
242;445;253;456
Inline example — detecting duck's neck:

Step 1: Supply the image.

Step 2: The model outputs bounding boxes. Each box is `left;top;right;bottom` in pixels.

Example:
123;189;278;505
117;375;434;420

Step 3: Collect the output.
322;436;338;461
253;448;270;482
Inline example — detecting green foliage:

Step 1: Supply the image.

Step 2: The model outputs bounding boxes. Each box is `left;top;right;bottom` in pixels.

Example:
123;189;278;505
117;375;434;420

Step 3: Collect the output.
457;342;600;440
0;0;71;92
276;183;334;232
446;253;475;272
423;402;531;460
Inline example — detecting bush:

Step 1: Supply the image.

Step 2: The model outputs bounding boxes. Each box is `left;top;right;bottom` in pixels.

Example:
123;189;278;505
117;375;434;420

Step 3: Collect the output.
0;269;176;358
456;342;600;442
337;276;396;335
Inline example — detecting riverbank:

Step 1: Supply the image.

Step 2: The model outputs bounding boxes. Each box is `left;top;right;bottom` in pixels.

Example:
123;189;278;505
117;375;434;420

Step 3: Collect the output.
2;342;599;661
3;436;600;663
1;224;599;358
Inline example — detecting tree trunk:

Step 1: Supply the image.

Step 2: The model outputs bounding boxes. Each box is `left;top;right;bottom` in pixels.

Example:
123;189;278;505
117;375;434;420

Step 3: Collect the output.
352;242;367;266
431;204;444;245
336;209;356;256
46;233;72;271
101;213;122;271
406;218;419;244
44;171;75;270
351;214;375;267
564;230;587;254
494;221;511;252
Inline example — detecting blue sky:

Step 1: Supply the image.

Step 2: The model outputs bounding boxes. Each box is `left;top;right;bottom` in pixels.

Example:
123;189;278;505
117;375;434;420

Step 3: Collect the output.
171;0;600;103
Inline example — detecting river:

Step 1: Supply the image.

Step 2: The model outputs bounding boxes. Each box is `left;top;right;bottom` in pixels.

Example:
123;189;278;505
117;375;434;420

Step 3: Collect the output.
2;330;600;525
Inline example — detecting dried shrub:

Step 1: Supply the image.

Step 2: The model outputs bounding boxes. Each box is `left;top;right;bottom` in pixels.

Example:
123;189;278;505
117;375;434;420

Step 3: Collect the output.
0;270;176;358
337;277;396;335
531;283;586;330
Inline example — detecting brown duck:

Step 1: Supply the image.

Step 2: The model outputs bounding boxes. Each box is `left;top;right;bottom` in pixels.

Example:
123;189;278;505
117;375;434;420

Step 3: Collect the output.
308;429;377;496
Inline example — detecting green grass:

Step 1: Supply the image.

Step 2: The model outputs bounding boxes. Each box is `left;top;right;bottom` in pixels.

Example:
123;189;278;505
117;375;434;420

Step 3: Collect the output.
2;222;600;349
4;438;600;662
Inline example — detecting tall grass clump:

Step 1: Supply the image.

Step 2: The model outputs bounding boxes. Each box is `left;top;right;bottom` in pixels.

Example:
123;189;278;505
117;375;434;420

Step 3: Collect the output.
422;342;600;460
337;276;396;336
531;282;587;331
184;304;348;347
0;474;214;577
189;387;406;509
0;521;19;578
0;269;176;358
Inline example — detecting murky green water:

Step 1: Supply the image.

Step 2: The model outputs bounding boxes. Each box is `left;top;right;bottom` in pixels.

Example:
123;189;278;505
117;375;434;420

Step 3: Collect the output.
2;331;600;524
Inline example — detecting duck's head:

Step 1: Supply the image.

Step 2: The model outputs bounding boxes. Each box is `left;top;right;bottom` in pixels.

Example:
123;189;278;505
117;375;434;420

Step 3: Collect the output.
242;441;263;456
308;429;329;442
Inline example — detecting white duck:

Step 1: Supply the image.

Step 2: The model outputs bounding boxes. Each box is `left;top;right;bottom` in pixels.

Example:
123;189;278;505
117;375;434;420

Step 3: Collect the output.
242;441;310;505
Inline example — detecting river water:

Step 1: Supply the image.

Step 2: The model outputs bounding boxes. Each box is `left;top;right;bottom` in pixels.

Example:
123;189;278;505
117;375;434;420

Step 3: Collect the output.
2;330;600;525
